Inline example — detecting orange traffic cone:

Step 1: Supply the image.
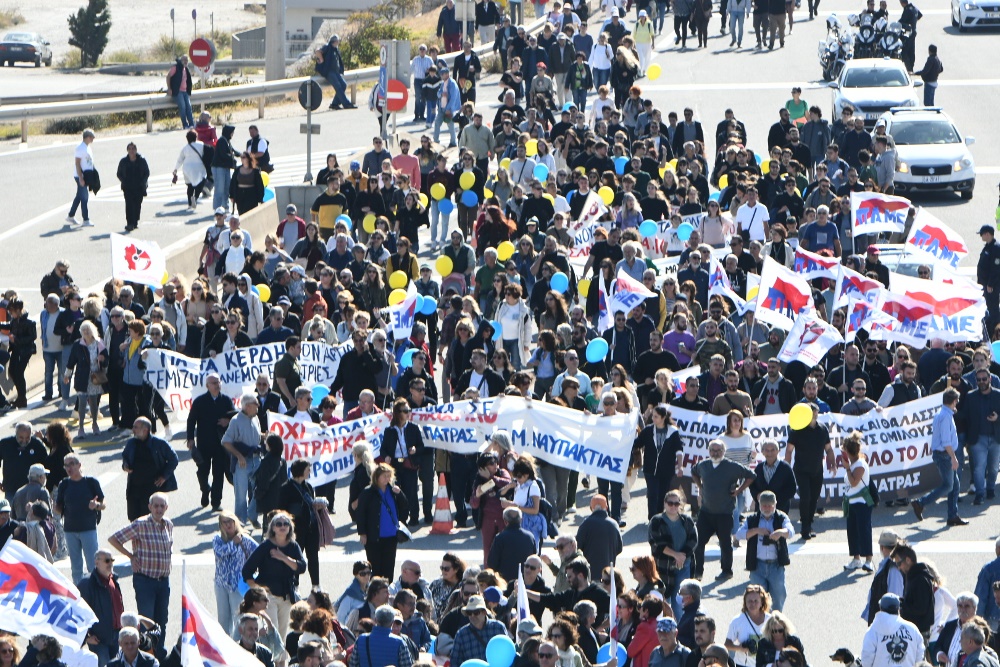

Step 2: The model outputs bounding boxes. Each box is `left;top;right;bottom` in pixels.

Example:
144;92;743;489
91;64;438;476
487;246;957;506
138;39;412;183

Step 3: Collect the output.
430;473;454;535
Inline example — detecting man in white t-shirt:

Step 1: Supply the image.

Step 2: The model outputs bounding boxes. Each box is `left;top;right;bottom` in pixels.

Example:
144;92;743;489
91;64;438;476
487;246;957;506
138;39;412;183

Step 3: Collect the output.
67;129;96;227
552;349;592;397
733;186;769;243
457;349;506;397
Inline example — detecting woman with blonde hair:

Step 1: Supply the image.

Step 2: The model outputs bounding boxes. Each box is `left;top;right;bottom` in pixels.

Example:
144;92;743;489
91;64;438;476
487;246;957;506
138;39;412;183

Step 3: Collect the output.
756;612;806;667
356;462;409;578
0;635;21;667
242;509;308;639
213;510;259;630
64;320;108;440
725;584;772;667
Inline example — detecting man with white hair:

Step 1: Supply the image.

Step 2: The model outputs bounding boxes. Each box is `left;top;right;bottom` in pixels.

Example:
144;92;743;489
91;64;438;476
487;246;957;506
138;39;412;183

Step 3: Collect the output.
349;604;413;667
186;373;233;512
12;463;50;521
222;394;263;525
55;454;105;584
106;626;157;667
692;440;755;581
936;592;979;667
236;613;275;667
487;507;537;581
78;549;124;664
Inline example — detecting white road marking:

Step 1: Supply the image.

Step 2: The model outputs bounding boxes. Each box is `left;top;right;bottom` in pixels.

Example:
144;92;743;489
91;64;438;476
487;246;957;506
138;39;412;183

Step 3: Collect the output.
638;78;1000;92
0;203;74;244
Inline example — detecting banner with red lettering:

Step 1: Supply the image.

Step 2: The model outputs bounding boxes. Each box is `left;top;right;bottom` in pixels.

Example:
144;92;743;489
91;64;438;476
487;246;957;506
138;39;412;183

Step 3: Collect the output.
671;393;942;504
851;191;912;236
904;208;969;270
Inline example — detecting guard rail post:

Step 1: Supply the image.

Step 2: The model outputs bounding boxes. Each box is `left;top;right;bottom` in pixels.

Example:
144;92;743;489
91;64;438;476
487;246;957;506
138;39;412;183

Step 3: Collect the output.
351;83;357;105
146;108;153;133
21;119;27;144
259;95;265;118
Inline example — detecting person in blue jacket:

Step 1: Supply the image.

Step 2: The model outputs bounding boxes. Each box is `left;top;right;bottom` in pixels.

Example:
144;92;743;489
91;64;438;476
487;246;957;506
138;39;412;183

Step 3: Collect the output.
122;417;179;521
313;35;356;110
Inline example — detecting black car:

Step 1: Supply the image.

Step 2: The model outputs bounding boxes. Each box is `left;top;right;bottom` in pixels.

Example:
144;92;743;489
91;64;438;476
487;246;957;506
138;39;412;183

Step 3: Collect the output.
0;32;53;67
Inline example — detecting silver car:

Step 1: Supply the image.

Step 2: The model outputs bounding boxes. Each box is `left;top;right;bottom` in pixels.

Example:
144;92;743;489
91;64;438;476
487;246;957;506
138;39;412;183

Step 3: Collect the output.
831;58;920;128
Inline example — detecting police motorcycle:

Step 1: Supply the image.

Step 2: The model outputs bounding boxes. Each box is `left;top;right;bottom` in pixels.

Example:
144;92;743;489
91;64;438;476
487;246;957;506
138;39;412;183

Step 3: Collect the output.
875;21;905;59
818;14;854;81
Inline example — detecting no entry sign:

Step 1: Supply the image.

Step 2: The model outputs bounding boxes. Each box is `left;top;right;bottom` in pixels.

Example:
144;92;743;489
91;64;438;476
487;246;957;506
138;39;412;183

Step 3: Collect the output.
189;38;215;69
385;78;408;112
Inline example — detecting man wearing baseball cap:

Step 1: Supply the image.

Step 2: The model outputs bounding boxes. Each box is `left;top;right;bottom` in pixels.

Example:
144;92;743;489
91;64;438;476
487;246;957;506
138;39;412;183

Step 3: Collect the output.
978;224;1000;328
650;617;691;667
861;593;924;667
0;498;25;548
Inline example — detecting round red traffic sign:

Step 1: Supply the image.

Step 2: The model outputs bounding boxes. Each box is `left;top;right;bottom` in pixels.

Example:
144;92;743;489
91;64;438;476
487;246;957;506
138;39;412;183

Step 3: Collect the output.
385;78;408;113
189;38;215;69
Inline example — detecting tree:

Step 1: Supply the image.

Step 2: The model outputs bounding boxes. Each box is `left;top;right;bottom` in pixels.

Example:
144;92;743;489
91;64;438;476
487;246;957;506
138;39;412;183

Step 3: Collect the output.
340;0;416;70
67;0;111;67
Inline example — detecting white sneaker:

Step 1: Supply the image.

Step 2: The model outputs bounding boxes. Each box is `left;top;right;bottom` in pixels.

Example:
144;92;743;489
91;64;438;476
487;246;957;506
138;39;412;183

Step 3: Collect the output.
164;425;173;439
81;220;93;227
59;400;70;411
844;558;863;570
65;216;78;225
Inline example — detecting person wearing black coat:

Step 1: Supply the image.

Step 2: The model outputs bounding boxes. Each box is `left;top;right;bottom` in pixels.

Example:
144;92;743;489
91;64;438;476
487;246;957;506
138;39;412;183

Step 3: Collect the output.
117;143;151;231
185;378;234;511
455;349;506;397
379;398;426;527
749;441;798;514
331;331;383;412
638;407;684;520
78;556;124;664
896;546;936;635
750;364;797;416
487;508;538;582
278;459;326;587
6;300;36;409
356;463;410;579
254;434;288;526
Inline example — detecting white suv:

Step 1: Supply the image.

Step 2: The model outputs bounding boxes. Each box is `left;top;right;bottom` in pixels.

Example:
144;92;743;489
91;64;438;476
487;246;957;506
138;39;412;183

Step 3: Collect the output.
877;107;976;200
832;58;921;127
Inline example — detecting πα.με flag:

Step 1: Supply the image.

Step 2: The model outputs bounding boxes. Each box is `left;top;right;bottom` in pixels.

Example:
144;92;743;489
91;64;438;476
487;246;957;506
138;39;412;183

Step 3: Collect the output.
0;539;98;649
875;289;936;347
793;246;841;281
672;366;701;395
851;191;912;236
904;207;969;270
182;577;265;667
754;257;815;330
110;233;168;289
517;566;530;622
708;255;750;315
607;269;657;315
834;265;884;310
889;271;986;342
777;311;844;366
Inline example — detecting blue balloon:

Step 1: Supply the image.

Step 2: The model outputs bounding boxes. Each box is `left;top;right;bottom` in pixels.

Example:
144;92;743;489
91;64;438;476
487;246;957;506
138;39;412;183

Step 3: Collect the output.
490;320;503;341
709;191;721;202
461;190;479;207
336;214;353;230
238;579;251;596
251;284;260;295
310;384;330;407
550;271;569;293
992;340;1000;361
677;222;694;241
596;643;628;666
438;198;454;215
754;153;763;165
400;348;416;369
614;156;628;175
562;102;575;113
639;220;658;238
462;660;490;667
533;163;549;181
262;187;275;203
486;635;517;667
420;296;438;316
586;337;609;364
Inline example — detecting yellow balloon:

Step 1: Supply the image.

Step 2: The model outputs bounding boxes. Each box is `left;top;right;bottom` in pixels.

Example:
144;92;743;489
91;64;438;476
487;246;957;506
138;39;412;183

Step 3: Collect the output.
719;174;729;189
761;159;771;174
669;159;678;170
363;213;377;234
500;158;512;170
525;139;538;157
647;63;662;81
788;403;813;431
161;271;169;286
575;166;587;175
459;172;476;190
436;255;454;276
543;193;555;205
419;192;429;208
747;286;759;301
430;183;446;201
389;270;408;289
598;186;615;206
497;240;516;261
261;171;270;187
255;284;271;302
578;278;591;298
484;187;494;200
389;288;407;306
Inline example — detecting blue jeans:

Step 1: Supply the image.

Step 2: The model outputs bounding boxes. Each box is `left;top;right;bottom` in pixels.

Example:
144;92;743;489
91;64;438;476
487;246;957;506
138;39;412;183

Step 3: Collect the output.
667;561;691;618
133;573;170;636
594;68;611;90
750;560;787;610
174;91;194;128
69;179;89;220
43;350;68;399
212;166;232;211
434;112;457;146
233;455;261;523
923;82;937;106
656;1;669;32
324;71;352;107
60;347;73;398
845;500;873;558
969;436;1000;499
573;88;588;112
430;200;450;245
729;12;745;43
509;0;523;24
215;581;243;633
65;529;99;585
919;449;960;518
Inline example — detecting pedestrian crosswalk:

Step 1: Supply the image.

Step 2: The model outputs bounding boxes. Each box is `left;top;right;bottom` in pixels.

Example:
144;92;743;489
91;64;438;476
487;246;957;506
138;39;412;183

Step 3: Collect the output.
94;148;365;205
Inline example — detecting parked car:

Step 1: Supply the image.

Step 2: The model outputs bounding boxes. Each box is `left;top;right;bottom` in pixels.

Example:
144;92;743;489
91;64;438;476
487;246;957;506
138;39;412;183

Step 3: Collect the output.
0;32;53;67
831;57;920;127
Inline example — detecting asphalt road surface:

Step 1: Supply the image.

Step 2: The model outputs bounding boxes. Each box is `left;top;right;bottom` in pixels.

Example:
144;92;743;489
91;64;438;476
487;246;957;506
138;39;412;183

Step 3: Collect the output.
0;0;999;655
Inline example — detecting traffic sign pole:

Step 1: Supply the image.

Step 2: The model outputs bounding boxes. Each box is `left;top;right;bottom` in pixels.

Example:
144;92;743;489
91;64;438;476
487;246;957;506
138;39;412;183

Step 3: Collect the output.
305;84;313;184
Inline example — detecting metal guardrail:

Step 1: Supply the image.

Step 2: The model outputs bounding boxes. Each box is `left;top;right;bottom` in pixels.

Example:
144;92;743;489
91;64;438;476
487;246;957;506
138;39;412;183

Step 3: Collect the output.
95;58;295;74
0;16;546;143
